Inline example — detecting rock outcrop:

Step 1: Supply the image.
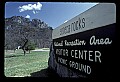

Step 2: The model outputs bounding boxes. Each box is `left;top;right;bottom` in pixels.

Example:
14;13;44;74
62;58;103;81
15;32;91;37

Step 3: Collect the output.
5;16;53;50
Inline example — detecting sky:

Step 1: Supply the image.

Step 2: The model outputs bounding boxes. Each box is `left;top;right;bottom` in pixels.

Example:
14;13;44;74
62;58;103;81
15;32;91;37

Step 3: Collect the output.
5;2;98;29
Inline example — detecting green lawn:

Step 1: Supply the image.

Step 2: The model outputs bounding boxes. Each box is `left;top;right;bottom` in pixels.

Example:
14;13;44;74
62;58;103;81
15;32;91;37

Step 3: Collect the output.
4;49;49;77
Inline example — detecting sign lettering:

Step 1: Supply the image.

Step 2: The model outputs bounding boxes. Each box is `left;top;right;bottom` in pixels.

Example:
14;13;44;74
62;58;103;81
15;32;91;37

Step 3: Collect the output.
52;3;116;79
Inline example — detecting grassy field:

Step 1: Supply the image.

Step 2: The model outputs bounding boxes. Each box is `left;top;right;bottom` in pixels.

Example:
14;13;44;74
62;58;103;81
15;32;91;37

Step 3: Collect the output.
4;49;49;77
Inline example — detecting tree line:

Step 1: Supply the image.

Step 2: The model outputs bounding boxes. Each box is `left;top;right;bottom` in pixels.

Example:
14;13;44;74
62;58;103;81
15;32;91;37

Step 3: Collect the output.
5;16;53;55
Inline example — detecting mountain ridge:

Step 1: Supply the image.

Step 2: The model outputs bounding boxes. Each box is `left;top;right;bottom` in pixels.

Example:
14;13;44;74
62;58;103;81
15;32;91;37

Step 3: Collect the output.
5;16;53;50
5;16;51;29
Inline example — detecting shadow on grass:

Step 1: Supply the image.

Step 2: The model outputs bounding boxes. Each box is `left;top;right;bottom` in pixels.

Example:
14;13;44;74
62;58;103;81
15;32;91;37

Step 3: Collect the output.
5;54;24;58
5;52;32;58
30;67;60;78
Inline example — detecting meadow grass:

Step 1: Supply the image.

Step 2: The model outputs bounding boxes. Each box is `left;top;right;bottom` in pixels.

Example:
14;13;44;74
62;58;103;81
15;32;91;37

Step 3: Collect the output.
4;49;49;77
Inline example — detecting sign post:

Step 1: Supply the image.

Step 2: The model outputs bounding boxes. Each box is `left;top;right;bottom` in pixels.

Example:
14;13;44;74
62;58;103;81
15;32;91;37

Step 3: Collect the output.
52;3;116;80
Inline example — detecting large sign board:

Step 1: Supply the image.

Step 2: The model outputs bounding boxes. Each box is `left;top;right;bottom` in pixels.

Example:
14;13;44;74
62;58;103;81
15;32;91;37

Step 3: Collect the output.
52;3;116;80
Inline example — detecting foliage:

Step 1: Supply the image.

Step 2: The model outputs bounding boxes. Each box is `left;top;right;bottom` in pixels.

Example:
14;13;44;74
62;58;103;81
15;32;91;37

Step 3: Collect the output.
27;42;36;50
5;16;52;50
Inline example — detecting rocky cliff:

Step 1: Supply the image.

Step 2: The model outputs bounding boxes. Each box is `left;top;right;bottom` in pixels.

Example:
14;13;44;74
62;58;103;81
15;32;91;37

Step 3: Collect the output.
5;16;53;50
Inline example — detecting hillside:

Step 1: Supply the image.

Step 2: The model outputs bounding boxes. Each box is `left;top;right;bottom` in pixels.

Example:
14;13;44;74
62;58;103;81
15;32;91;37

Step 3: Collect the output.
5;16;53;50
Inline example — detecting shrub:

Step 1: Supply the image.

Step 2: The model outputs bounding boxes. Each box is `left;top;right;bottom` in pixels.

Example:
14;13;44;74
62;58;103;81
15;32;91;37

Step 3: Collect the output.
27;42;36;50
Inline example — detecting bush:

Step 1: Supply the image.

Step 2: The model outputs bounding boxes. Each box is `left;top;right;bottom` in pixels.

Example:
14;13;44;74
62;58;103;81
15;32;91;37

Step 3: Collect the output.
27;42;36;50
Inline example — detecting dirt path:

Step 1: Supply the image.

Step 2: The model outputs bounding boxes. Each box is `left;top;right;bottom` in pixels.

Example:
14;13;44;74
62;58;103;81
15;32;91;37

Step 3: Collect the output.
32;49;50;52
